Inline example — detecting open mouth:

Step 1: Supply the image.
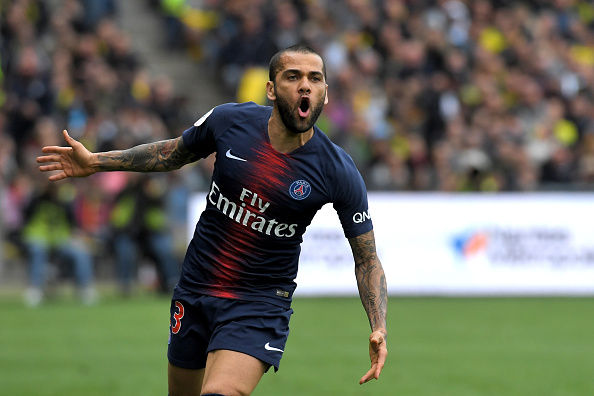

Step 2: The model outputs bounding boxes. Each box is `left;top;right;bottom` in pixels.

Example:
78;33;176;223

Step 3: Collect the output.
298;97;310;118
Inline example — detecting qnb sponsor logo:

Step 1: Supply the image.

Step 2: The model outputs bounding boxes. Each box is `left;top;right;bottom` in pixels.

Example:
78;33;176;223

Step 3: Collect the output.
208;181;298;238
352;210;371;224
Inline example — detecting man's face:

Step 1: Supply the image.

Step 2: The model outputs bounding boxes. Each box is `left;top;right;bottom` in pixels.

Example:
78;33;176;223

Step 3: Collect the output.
267;52;328;134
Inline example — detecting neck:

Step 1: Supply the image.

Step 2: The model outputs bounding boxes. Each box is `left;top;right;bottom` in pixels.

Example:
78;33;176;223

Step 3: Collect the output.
268;110;314;154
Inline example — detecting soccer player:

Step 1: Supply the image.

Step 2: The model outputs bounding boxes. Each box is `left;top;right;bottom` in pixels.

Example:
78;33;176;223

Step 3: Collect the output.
37;44;388;396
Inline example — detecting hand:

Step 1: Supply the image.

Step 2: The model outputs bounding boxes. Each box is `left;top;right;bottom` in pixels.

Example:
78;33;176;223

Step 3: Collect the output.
37;130;95;181
359;329;388;385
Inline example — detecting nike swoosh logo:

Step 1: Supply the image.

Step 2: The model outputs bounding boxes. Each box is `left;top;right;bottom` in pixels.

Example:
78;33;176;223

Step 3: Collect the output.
226;149;247;162
264;342;284;353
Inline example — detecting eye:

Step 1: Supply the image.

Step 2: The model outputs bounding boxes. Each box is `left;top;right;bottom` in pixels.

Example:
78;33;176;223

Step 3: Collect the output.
288;75;298;81
312;76;322;82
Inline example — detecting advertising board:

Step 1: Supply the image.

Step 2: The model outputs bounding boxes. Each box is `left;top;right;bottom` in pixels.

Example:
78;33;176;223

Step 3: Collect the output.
189;193;594;296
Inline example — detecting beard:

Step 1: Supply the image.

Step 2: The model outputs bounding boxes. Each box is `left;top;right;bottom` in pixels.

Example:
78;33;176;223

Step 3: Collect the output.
275;90;325;134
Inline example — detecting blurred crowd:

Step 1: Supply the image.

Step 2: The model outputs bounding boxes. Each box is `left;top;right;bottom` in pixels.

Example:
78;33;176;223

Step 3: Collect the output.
0;0;201;303
2;0;594;301
167;0;594;192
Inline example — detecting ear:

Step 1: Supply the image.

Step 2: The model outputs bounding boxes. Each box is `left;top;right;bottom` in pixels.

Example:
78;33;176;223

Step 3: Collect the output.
266;81;276;101
324;84;329;105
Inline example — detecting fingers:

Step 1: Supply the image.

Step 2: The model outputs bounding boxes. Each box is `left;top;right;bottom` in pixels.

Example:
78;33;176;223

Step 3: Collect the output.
359;364;377;385
48;172;68;181
359;358;386;385
37;154;66;180
38;163;63;172
374;355;386;379
36;130;75;181
37;153;64;163
39;146;67;155
39;162;67;181
63;129;75;145
372;338;388;378
63;129;83;149
38;154;66;181
359;331;388;385
38;131;76;156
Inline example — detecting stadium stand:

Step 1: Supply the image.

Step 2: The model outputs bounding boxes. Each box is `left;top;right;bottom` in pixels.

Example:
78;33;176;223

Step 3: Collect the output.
2;0;594;287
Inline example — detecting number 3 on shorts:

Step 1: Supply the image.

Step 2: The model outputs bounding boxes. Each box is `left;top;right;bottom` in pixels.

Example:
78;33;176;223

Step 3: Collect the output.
171;301;185;334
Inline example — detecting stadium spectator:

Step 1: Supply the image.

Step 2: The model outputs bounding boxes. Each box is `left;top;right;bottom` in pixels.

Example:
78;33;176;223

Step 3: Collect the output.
216;5;278;94
109;174;180;296
21;181;97;306
5;45;53;164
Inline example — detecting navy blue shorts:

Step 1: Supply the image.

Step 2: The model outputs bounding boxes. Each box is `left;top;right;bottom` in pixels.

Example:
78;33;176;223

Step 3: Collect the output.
167;285;293;372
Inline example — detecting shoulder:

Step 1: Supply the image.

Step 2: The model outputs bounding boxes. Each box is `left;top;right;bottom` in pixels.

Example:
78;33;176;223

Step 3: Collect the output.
313;128;368;205
187;102;271;140
210;102;272;125
314;127;359;176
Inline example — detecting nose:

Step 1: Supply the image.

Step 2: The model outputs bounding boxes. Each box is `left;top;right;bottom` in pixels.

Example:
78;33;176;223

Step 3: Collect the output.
298;77;311;93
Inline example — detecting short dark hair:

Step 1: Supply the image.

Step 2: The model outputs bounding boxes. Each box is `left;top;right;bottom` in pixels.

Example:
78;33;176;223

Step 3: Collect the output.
268;44;326;82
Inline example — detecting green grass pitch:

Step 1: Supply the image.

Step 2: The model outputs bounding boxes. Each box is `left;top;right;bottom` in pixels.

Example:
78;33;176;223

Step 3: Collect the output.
0;294;593;395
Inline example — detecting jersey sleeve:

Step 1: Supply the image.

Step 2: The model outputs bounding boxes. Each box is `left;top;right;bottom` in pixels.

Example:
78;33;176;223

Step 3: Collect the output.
181;104;231;159
330;153;374;239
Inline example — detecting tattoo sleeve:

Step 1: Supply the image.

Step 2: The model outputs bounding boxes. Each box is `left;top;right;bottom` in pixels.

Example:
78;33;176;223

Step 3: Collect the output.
349;229;388;335
94;137;200;172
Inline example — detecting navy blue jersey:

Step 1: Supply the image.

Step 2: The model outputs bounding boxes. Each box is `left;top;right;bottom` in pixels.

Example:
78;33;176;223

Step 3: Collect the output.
179;102;373;308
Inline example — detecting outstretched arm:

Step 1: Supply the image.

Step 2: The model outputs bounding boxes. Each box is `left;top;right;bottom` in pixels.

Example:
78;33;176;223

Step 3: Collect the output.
38;130;200;181
349;229;388;385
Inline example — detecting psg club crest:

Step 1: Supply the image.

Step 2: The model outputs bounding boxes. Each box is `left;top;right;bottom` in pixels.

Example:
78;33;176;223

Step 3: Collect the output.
289;180;311;200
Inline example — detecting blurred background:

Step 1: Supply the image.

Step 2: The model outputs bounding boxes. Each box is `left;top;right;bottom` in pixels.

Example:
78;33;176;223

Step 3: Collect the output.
3;0;594;302
2;1;594;395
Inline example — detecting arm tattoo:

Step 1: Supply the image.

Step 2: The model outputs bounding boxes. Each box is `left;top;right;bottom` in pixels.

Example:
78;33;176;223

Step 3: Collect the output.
95;137;199;172
350;230;388;335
